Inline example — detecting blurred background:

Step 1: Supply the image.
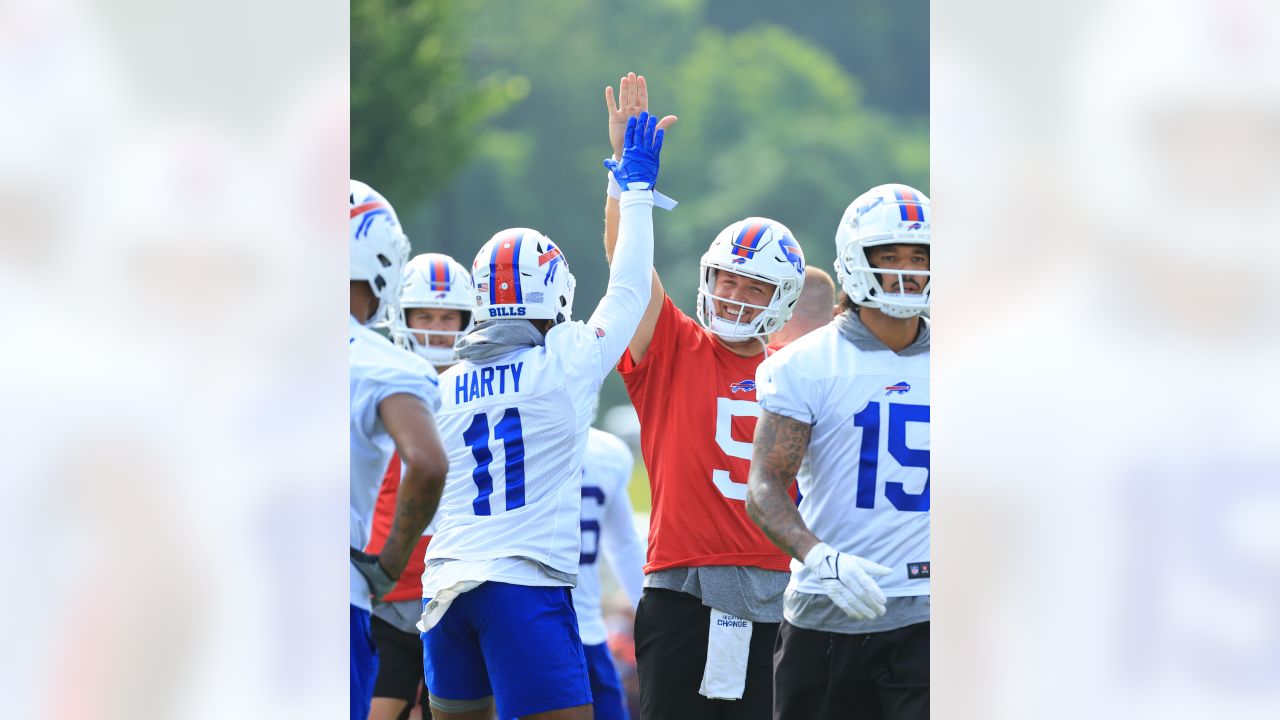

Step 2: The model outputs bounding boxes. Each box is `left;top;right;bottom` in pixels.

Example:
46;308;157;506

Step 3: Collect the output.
933;0;1280;718
351;0;929;512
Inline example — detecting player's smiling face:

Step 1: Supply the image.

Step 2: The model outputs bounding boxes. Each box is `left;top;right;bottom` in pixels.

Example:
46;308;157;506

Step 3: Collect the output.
406;307;465;347
711;270;776;324
867;244;929;294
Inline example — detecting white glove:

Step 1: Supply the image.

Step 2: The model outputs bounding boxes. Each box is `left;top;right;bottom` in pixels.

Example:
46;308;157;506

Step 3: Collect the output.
803;542;892;621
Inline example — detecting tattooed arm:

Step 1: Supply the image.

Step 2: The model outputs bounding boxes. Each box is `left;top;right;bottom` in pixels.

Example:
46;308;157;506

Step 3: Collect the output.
747;410;821;561
377;393;447;578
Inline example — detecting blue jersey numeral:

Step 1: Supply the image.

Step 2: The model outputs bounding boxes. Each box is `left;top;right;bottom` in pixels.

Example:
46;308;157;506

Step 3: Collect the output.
852;401;930;511
580;485;606;565
462;408;526;515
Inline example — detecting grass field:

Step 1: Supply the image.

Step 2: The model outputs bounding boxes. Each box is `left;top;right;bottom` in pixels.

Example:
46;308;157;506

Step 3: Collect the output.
626;461;651;512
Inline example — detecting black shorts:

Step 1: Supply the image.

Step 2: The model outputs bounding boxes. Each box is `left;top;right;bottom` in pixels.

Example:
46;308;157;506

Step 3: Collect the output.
773;619;929;720
634;587;777;720
369;614;427;709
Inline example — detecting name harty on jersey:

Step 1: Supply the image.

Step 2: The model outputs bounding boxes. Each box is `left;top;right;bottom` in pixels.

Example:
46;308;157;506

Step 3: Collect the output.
454;361;524;404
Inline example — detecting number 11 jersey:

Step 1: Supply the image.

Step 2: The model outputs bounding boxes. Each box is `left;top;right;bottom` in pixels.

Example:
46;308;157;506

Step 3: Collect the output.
424;322;611;587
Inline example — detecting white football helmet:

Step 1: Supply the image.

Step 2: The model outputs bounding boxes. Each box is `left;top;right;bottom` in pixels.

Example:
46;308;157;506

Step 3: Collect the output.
350;179;410;326
392;253;476;366
471;228;576;324
835;184;931;318
696;217;807;339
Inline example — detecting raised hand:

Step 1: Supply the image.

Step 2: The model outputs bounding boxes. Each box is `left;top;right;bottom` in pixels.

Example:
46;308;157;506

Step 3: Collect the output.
604;111;664;190
605;73;677;161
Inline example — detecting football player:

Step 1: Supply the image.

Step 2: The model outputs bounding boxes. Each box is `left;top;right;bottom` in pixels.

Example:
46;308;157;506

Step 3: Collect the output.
393;253;477;369
348;180;449;720
575;427;646;720
747;184;931;720
364;252;476;720
417;112;668;720
603;73;806;719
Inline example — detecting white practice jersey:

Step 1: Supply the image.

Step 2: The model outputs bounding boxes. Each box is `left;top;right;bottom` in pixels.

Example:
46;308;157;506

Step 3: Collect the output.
423;190;655;596
756;323;930;597
350;315;440;610
573;429;645;646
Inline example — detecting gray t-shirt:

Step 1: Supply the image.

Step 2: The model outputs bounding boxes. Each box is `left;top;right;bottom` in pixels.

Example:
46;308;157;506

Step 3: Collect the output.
785;591;929;634
645;565;789;624
372;598;423;634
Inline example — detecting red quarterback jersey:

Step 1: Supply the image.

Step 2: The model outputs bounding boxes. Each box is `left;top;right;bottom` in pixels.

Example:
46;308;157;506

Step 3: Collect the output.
363;452;432;603
618;294;792;574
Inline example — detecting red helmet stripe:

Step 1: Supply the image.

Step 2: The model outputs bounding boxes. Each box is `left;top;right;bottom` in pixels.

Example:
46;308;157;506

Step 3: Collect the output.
489;232;524;305
350;201;387;218
733;223;768;257
430;259;450;292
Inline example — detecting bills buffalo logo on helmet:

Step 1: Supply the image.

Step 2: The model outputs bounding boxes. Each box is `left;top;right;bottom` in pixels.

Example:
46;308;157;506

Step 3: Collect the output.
776;234;804;274
350;201;390;239
538;243;565;285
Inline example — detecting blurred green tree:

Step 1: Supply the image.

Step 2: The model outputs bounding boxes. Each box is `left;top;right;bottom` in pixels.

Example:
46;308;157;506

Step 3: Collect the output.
352;0;927;451
351;0;527;207
704;0;930;117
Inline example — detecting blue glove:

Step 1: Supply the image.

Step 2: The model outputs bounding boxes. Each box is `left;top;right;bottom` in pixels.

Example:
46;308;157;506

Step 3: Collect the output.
603;111;664;191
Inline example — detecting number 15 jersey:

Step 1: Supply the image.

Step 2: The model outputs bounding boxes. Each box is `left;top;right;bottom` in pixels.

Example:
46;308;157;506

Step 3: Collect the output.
756;321;930;598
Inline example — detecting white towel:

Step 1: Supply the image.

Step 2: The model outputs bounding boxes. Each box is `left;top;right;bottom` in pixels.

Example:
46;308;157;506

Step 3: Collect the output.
416;580;482;633
698;609;753;700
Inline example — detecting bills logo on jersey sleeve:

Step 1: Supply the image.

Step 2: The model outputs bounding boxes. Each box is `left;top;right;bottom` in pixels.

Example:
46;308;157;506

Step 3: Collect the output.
885;381;911;396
